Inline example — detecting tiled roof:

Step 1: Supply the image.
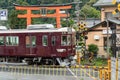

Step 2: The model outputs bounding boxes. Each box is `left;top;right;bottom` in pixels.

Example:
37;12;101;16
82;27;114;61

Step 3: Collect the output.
93;0;119;7
86;19;101;28
108;18;120;25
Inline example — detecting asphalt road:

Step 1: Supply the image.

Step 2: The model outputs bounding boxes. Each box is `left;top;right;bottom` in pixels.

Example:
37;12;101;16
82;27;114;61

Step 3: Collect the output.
0;72;94;80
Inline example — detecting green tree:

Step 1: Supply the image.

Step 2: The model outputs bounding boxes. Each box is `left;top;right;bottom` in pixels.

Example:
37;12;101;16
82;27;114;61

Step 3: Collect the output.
0;0;100;29
61;18;75;27
81;4;100;18
9;9;26;29
88;44;99;54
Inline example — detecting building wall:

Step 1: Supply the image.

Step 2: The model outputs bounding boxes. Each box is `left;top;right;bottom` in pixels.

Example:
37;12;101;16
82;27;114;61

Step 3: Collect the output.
85;5;119;58
101;6;116;21
86;25;109;57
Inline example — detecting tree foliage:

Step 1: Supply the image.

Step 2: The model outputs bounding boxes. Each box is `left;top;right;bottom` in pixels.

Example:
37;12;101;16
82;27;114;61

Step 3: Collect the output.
0;0;100;29
88;44;99;54
80;0;100;18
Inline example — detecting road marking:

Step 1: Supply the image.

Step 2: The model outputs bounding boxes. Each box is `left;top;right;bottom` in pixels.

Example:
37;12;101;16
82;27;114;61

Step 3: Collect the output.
66;67;77;78
83;69;97;80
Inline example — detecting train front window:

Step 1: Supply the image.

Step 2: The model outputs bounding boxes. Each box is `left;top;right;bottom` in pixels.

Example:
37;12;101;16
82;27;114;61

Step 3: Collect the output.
61;35;71;46
0;36;4;45
42;35;48;46
67;35;71;45
6;36;19;46
26;36;36;47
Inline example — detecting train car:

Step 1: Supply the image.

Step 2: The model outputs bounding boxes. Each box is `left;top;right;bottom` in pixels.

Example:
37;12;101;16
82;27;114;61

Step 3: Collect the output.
0;24;76;66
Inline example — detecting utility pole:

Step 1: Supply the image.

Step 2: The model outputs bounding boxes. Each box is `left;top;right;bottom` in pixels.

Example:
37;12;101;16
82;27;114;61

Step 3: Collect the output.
106;20;110;57
74;0;80;65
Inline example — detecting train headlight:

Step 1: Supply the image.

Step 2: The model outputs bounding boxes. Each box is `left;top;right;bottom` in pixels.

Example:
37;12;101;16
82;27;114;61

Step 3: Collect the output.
56;49;66;52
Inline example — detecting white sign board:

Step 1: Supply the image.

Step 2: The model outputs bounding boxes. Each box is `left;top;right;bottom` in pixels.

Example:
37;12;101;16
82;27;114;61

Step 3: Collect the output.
111;57;116;80
116;34;120;46
102;29;112;34
0;9;8;20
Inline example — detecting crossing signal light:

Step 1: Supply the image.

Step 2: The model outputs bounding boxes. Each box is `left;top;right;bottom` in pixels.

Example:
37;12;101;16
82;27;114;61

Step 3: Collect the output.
118;4;120;11
112;0;116;4
79;24;85;29
112;9;119;15
78;22;86;30
112;10;117;15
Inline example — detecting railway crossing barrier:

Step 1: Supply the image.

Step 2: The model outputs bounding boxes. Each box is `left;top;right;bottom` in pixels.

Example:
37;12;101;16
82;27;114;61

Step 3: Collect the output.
0;65;110;80
1;58;120;80
1;57;120;80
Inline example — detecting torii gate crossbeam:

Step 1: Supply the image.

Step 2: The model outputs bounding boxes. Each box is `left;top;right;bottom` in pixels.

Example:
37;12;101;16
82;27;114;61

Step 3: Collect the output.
15;4;72;28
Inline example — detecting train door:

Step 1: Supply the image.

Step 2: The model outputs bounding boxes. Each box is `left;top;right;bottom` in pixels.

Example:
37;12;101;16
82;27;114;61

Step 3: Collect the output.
41;35;50;56
50;35;57;57
26;35;36;55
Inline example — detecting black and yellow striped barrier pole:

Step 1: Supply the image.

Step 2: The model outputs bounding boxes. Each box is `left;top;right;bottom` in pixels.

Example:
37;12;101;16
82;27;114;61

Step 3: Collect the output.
77;51;80;65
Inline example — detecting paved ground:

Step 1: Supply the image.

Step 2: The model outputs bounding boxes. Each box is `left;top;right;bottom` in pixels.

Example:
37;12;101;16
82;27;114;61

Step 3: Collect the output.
0;71;94;80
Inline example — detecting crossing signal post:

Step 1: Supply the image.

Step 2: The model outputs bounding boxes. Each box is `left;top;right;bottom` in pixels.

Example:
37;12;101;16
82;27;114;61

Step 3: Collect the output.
76;21;88;63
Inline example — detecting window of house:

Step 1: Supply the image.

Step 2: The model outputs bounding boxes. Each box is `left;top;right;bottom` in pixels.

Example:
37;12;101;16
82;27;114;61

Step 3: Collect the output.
105;12;113;20
6;36;19;46
103;37;107;50
51;36;56;46
42;35;48;46
0;36;4;45
26;36;36;47
103;37;111;50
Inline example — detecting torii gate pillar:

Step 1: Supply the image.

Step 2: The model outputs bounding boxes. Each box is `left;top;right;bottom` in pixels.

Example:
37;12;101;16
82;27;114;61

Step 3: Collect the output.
15;4;72;28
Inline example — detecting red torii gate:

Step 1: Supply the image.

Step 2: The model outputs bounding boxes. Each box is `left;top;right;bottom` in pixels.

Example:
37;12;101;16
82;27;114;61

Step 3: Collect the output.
15;4;72;28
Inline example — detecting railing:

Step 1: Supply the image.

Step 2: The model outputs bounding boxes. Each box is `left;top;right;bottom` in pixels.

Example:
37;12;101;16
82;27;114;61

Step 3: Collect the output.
0;65;110;80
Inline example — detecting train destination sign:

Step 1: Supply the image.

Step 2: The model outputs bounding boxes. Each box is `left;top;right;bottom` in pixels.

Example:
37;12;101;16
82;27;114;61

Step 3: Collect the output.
0;9;8;20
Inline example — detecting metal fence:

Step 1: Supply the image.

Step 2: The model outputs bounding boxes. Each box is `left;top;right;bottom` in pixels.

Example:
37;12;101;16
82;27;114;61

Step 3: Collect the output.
111;57;117;80
0;65;101;80
111;57;120;80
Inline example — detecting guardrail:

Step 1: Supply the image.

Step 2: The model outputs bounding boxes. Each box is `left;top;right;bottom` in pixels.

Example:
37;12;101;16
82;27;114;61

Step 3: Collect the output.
0;65;110;80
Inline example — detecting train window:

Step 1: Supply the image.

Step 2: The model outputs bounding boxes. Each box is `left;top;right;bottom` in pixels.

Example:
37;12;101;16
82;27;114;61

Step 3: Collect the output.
26;36;36;47
61;36;67;46
72;36;76;45
67;35;71;45
0;36;4;45
42;35;48;46
6;36;19;46
61;35;71;46
26;36;30;47
31;36;36;46
51;36;56;46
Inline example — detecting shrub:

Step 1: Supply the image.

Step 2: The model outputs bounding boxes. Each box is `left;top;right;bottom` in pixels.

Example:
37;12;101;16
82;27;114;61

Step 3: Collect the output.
88;44;99;56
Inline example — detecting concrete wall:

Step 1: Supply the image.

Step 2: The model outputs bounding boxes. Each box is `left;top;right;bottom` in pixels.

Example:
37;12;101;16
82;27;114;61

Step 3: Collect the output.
101;6;116;21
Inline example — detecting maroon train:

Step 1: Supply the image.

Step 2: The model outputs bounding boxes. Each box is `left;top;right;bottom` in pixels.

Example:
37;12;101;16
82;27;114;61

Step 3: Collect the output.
0;24;76;66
